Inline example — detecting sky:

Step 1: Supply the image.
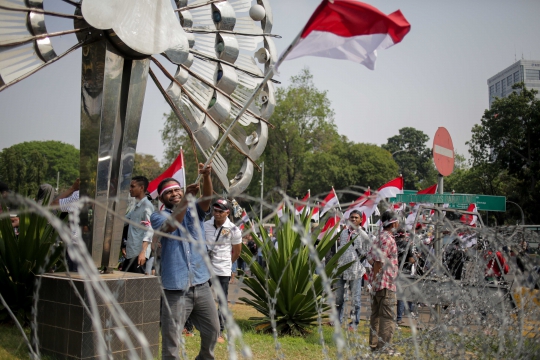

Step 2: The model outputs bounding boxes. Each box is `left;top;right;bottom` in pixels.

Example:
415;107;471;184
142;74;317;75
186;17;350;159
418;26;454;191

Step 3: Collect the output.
1;0;540;165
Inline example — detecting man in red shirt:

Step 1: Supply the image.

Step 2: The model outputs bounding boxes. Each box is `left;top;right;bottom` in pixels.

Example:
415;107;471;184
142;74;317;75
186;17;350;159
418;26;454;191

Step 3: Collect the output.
367;210;400;354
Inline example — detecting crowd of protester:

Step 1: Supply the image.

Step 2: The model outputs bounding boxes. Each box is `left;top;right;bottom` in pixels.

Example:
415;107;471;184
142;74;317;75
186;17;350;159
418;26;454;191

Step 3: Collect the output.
2;174;539;359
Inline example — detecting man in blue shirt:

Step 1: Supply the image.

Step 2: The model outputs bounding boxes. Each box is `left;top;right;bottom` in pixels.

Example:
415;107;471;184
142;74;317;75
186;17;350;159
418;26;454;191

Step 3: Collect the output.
150;163;218;360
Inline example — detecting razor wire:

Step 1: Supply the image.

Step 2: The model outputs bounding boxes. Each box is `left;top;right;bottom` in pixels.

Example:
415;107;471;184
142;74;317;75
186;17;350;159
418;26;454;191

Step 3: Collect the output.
0;188;539;359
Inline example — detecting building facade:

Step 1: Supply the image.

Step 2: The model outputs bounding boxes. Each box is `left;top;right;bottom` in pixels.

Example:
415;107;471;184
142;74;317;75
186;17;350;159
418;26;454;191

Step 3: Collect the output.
487;59;540;108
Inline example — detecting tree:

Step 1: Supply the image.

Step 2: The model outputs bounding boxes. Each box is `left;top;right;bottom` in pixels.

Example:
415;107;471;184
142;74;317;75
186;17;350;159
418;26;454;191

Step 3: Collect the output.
0;141;79;196
133;153;162;181
261;68;337;196
301;138;398;202
382;127;436;189
467;83;540;224
159;68;399;208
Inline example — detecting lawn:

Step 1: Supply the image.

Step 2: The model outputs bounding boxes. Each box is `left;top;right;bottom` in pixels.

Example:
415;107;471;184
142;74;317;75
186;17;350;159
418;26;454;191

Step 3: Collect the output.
1;303;423;359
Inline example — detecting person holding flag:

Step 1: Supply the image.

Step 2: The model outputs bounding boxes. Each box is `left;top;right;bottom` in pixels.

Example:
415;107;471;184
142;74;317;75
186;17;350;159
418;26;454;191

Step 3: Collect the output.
335;210;369;331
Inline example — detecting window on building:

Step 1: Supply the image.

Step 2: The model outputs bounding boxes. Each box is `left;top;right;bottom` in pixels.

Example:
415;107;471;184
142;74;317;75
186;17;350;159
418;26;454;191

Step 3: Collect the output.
514;71;520;83
490;85;495;96
496;81;500;92
525;69;540;80
501;79;506;95
507;75;513;86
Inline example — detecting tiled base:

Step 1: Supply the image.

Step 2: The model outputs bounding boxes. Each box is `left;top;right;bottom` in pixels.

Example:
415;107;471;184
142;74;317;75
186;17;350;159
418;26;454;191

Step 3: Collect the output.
36;272;161;359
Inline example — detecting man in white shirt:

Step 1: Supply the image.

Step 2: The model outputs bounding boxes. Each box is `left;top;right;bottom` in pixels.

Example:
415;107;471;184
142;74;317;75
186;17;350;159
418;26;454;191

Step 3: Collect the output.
52;178;80;271
204;199;242;343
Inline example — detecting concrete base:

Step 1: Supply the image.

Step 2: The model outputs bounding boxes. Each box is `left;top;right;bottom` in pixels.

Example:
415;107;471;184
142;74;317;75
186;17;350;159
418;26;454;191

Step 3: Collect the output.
36;272;161;360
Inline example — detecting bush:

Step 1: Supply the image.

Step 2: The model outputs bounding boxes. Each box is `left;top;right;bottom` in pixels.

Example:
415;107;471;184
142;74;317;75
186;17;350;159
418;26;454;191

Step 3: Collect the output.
239;209;353;335
0;200;64;324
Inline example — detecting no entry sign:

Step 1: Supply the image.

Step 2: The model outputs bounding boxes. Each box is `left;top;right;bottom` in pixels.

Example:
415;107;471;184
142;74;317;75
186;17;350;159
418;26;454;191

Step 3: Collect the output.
433;127;454;176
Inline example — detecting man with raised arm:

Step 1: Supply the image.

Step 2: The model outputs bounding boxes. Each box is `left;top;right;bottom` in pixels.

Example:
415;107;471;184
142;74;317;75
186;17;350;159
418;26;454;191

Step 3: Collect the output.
150;163;219;360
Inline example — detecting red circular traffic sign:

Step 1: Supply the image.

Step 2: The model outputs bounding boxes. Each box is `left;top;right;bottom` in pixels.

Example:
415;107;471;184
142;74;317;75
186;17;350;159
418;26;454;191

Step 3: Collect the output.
433;127;454;176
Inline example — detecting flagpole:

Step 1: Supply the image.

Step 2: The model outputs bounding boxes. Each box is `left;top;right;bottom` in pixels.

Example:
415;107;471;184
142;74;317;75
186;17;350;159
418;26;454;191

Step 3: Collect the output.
181;147;186;192
194;30;304;184
333;186;343;212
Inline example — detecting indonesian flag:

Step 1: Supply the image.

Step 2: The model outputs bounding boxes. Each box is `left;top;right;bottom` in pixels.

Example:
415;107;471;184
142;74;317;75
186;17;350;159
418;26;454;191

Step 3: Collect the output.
320;188;339;217
277;202;284;218
317;215;340;240
295;190;311;215
361;212;368;227
282;0;411;70
375;176;404;202
406;184;438;229
241;210;250;224
148;150;185;199
418;184;438;195
344;188;377;219
312;204;320;222
461;204;478;227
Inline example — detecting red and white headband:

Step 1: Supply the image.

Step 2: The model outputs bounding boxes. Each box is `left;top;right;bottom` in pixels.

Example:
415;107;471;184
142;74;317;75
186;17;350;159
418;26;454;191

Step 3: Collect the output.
159;184;181;196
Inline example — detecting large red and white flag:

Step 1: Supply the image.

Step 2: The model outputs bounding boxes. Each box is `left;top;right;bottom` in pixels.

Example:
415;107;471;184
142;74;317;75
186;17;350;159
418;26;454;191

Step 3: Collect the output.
320;188;339;217
148;150;185;199
295;190;311;215
460;204;478;227
376;176;404;202
281;0;411;70
318;214;340;240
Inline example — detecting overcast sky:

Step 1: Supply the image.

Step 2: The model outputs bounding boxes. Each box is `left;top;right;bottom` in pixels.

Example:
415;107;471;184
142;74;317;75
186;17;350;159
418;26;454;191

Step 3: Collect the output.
1;0;540;164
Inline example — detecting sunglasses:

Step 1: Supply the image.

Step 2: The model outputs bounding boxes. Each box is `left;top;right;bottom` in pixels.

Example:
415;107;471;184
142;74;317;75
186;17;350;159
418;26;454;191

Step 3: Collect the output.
213;208;227;213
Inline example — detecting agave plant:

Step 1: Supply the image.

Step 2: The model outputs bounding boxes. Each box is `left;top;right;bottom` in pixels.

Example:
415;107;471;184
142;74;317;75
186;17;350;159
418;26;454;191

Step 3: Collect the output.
239;208;353;335
0;199;64;324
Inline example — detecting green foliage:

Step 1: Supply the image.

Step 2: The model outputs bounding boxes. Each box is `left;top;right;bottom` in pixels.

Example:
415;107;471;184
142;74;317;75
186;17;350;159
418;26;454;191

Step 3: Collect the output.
159;68;399;207
383;127;437;189
133;153;163;181
467;83;540;224
0;200;64;324
260;68;337;195
302;139;398;202
238;209;353;336
0;141;79;196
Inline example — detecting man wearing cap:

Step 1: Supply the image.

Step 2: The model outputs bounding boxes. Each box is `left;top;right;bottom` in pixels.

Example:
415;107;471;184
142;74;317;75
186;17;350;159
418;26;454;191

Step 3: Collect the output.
335;210;367;331
150;163;219;360
204;199;242;343
367;210;399;354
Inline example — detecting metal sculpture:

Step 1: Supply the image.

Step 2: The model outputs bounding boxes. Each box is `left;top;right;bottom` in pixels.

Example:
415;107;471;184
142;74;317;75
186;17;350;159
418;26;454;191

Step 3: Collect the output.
0;0;278;269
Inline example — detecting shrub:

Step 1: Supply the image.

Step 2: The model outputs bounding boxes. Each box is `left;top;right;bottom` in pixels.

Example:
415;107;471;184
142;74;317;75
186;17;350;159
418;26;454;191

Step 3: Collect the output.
0;200;64;324
239;209;353;335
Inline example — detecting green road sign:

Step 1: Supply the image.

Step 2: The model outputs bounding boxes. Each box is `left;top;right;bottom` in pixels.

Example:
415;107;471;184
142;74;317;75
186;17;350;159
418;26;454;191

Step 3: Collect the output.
394;193;506;212
447;195;506;212
396;193;477;205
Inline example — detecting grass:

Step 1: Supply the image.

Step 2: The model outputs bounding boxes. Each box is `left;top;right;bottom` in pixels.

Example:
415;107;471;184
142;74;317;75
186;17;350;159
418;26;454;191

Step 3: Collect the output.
0;303;417;359
0;324;33;360
7;303;534;359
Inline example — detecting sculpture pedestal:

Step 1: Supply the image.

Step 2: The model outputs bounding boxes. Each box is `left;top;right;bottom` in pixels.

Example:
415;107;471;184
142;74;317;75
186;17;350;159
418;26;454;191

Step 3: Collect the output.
36;272;160;359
